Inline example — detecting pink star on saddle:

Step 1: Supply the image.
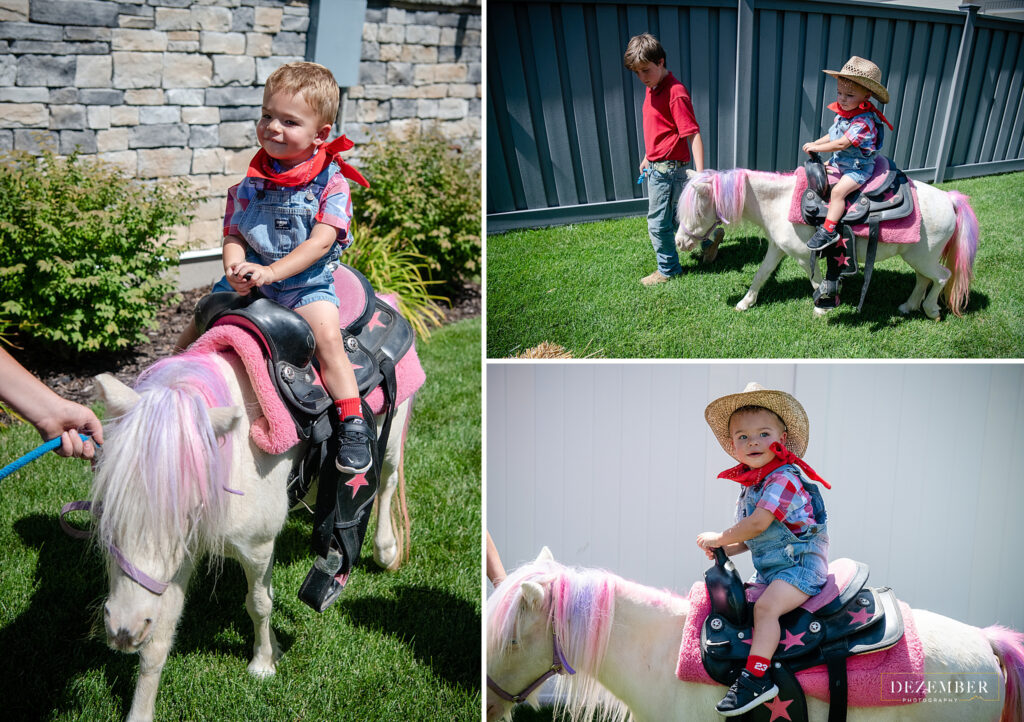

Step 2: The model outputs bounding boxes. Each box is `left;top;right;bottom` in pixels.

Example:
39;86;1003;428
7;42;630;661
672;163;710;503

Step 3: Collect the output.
367;310;386;331
836;235;848;249
764;695;793;721
848;607;873;626
780;629;806;650
836;253;850;267
345;474;369;498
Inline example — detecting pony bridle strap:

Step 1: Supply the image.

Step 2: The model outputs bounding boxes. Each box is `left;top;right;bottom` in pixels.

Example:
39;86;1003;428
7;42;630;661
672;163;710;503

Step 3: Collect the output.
486;632;576;704
679;214;726;246
60;500;170;595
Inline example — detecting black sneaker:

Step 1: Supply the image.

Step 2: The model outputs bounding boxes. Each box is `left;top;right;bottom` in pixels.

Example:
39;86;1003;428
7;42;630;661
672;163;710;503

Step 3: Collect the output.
715;669;779;717
335;416;372;474
807;225;840;250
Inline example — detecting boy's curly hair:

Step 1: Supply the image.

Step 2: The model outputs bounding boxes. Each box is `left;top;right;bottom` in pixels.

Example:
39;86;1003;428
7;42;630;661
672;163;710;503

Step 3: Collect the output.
624;33;666;71
264;61;340;127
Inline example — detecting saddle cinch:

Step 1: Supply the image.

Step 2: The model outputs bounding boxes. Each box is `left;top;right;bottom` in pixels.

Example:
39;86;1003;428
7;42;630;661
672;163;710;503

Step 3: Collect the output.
801;152;914;312
193;263;414;612
700;548;905;722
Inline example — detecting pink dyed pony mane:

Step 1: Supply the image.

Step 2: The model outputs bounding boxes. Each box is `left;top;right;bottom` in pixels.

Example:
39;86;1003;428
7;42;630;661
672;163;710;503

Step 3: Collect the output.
92;352;237;561
488;558;676;722
678;168;748;234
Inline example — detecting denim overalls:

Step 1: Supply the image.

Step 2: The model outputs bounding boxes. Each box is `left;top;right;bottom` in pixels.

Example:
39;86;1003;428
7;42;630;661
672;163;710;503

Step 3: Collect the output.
737;465;830;596
827;112;883;186
214;162;342;308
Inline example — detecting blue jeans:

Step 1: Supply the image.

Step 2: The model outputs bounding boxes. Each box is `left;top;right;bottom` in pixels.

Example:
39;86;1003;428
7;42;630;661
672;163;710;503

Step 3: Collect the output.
647;165;686;277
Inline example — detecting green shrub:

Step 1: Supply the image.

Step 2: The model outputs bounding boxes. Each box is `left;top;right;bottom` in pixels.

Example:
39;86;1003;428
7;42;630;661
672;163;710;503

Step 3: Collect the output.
344;219;447;340
353;128;481;295
0;149;193;354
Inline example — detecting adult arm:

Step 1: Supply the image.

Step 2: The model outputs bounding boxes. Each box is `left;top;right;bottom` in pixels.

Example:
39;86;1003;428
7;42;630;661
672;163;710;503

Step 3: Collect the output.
0;348;103;459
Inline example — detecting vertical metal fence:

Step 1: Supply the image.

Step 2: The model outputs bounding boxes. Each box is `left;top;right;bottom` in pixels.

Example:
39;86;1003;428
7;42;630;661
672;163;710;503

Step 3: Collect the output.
487;0;1024;230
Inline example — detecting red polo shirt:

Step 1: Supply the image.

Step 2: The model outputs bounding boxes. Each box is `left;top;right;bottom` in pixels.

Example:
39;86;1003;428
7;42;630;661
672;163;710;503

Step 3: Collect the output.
642;71;700;163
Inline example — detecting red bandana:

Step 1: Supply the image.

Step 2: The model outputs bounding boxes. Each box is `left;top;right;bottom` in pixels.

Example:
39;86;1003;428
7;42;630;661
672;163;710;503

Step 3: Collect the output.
246;135;370;189
718;442;832;489
828;101;894;132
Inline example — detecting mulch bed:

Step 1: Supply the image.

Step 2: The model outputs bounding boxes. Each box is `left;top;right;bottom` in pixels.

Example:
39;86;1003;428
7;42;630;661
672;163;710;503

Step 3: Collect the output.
11;282;480;407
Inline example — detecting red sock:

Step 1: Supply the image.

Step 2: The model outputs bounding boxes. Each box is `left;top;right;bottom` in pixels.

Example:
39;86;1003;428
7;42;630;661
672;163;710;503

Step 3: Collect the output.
335;397;362;420
823;219;837;233
745;655;771;677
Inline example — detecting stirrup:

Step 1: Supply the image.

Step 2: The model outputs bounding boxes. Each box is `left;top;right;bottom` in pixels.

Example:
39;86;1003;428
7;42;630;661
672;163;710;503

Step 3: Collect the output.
298;548;349;612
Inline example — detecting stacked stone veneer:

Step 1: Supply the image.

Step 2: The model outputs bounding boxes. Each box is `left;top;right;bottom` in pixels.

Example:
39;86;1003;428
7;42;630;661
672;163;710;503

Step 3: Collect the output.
0;0;481;248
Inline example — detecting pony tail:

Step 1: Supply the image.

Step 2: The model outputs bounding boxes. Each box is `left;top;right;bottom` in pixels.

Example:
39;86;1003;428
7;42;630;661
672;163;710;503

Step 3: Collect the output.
982;625;1024;722
941;191;979;317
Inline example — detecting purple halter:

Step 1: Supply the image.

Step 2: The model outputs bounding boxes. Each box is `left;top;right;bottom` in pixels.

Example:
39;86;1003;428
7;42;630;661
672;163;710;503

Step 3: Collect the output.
486;631;576;704
60;500;170;595
678;212;727;246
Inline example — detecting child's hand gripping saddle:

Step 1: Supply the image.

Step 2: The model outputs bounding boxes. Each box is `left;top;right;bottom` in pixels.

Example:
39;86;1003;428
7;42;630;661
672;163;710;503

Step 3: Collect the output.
193;264;414;612
802;152;914;311
700;548;905;722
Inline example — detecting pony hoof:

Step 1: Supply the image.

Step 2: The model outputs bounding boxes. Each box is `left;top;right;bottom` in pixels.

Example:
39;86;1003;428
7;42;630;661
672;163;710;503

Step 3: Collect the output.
813;306;833;317
898;303;912;315
923;306;941;320
247;660;277;678
374;542;399;570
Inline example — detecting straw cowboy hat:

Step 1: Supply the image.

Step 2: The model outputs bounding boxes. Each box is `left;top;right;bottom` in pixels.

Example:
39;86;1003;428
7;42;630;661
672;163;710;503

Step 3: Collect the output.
823;56;889;104
705;382;810;458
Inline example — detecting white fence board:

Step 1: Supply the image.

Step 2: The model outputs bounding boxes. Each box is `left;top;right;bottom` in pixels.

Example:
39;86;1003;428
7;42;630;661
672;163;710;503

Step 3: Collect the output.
486;362;1024;630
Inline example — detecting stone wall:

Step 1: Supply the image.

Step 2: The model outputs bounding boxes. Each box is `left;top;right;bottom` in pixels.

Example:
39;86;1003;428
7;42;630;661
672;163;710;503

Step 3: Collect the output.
0;0;481;250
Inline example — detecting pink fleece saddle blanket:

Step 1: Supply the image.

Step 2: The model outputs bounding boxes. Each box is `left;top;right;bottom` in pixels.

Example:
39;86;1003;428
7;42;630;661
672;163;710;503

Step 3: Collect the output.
786;163;921;244
189;293;425;455
676;579;926;707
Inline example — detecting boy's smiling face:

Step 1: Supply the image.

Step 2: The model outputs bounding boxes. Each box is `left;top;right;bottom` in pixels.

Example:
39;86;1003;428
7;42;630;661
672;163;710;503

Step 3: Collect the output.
728;408;788;469
256;89;332;169
633;59;668;90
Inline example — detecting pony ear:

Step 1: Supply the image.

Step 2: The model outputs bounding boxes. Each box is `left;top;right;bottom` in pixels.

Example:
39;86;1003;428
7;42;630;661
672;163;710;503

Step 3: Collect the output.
686;169;698;179
208;406;244;437
94;373;140;417
536;546;554;562
521;581;546;608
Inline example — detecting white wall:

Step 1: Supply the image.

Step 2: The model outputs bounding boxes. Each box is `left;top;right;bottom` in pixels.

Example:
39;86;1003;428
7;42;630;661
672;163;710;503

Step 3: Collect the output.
486;362;1024;630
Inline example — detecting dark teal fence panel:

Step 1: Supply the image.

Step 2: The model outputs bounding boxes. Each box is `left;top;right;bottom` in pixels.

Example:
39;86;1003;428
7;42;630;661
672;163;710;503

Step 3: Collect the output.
488;0;1024;230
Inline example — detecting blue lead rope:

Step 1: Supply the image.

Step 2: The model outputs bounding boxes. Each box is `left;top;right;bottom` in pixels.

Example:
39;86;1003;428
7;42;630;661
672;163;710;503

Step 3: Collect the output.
0;433;92;482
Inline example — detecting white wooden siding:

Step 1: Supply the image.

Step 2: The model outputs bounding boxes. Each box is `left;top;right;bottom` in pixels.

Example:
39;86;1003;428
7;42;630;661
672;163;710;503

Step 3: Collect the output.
486;362;1024;630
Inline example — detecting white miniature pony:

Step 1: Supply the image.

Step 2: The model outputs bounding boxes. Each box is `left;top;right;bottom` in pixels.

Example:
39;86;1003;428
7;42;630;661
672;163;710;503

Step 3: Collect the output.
90;350;413;722
674;168;979;319
487;548;1024;722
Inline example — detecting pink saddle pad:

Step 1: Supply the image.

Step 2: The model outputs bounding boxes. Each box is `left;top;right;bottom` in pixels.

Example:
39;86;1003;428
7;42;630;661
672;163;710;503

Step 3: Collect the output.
786;164;921;244
189;293;425;455
676;579;926;707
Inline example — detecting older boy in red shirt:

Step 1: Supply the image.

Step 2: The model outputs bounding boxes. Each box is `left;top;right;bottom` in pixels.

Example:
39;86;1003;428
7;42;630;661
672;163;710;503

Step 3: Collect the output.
624;33;717;285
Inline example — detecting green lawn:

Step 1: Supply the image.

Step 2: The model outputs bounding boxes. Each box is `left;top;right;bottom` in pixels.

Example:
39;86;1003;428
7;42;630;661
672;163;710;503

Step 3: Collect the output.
486;172;1024;358
0;317;481;721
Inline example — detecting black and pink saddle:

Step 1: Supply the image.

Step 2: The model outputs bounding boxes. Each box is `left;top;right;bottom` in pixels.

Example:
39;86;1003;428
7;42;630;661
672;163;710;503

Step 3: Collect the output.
701;548;905;722
801;152;915;311
192;263;415;612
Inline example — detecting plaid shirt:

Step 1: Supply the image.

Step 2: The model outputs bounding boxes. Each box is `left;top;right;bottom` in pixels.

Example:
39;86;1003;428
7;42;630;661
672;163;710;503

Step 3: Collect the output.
836;113;880;157
739;466;818;534
223;155;353;249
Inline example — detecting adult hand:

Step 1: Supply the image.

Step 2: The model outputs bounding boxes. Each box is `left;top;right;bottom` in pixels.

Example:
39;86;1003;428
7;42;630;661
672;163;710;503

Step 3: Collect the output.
33;398;103;459
0;348;104;460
